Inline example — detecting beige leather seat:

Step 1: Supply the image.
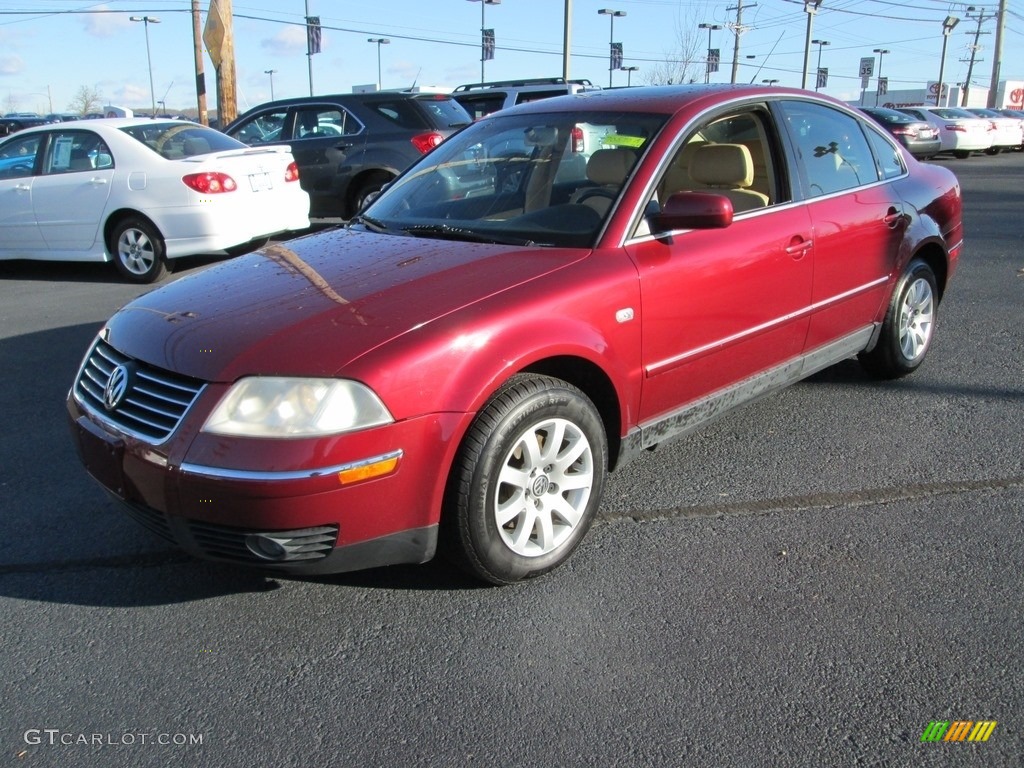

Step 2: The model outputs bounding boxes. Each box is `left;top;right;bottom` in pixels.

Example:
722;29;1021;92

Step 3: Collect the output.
688;143;769;213
571;148;636;215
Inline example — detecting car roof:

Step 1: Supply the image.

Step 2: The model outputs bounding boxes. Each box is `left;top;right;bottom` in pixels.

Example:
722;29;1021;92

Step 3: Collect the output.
489;83;820;117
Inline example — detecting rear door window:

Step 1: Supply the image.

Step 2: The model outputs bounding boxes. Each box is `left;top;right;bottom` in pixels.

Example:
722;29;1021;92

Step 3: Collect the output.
777;101;878;198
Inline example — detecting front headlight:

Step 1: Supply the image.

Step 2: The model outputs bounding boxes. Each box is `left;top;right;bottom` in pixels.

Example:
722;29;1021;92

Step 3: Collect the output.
202;377;393;437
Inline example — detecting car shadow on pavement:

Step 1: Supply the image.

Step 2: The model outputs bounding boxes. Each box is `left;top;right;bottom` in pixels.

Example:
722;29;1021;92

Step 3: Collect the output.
0;254;228;284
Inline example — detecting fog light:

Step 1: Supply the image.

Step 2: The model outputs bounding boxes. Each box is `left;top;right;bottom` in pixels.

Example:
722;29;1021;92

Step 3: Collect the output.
245;534;289;561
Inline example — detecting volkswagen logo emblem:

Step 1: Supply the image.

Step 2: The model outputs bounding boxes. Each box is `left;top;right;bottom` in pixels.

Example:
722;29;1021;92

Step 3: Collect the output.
103;364;131;411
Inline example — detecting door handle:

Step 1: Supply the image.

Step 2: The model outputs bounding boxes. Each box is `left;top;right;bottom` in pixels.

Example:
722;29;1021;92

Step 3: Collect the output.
785;237;812;259
882;206;906;228
15;184;31;192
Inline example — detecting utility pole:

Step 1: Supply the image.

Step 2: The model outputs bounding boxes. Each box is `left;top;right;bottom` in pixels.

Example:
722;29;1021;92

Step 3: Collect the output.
987;0;1007;107
961;7;993;107
562;0;572;80
726;0;755;84
191;0;208;125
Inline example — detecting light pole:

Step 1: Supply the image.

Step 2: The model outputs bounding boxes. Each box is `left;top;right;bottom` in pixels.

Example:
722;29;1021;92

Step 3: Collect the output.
129;15;160;117
620;65;639;86
264;69;277;100
598;8;626;88
811;39;829;91
872;47;890;106
936;16;960;106
762;78;780;86
698;23;723;84
801;0;822;89
467;0;500;85
367;38;390;91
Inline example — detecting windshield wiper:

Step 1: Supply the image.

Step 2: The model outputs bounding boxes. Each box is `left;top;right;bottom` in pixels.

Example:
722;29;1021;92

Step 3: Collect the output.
402;223;538;247
349;213;389;234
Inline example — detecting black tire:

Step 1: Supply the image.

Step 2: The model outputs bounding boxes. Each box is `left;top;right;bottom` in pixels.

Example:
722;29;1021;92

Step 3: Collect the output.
443;374;607;585
953;150;971;159
859;259;938;379
984;147;1001;155
109;215;168;283
349;172;394;218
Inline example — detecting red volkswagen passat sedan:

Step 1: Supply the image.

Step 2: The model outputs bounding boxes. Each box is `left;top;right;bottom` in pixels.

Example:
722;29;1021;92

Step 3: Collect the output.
68;85;962;584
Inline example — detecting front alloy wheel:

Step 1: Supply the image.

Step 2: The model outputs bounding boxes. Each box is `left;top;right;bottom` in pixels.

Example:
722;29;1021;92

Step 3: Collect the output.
444;374;607;584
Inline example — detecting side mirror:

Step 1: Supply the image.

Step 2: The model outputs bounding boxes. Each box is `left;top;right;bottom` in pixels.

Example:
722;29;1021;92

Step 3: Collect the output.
650;191;733;233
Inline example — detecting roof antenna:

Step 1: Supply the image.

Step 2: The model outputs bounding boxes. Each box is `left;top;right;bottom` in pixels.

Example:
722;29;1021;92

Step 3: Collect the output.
410;68;421;92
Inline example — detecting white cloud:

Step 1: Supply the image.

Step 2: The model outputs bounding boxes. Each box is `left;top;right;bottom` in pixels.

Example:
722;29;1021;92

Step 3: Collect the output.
0;55;26;76
82;5;130;39
261;26;310;57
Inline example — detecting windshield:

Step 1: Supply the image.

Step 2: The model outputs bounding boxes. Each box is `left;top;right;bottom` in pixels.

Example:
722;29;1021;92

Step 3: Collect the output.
362;110;667;248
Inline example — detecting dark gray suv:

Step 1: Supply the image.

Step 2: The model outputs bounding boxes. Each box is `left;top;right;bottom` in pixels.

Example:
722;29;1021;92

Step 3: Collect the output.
224;91;471;218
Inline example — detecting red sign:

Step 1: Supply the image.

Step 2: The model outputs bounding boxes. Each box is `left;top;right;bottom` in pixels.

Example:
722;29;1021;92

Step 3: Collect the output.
1010;88;1024;105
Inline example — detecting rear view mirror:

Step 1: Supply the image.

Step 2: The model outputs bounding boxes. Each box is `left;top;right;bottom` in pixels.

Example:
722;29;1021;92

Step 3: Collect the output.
650;192;734;233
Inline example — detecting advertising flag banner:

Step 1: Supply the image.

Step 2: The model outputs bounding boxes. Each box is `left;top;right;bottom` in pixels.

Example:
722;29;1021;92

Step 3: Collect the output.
611;42;623;70
816;67;828;88
307;16;322;55
708;48;720;73
483;29;495;61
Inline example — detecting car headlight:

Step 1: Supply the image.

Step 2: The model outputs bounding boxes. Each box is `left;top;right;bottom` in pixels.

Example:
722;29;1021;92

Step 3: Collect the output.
202;377;393;437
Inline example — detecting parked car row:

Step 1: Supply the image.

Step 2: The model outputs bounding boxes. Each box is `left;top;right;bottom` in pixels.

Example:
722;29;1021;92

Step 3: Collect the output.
67;84;963;584
871;105;1024;158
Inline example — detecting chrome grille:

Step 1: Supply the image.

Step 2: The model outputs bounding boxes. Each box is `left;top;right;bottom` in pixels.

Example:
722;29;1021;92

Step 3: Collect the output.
75;338;205;443
188;522;338;563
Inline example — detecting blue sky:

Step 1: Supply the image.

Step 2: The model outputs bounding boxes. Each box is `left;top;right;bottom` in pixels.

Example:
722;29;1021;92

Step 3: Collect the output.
1;0;1021;116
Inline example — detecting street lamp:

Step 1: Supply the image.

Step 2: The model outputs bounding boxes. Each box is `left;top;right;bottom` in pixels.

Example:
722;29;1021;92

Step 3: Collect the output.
129;16;161;117
367;38;390;91
811;39;830;91
264;69;277;100
936;16;960;106
698;23;723;84
801;0;823;89
762;79;780;86
872;47;890;106
620;65;639;86
467;0;500;85
598;8;626;88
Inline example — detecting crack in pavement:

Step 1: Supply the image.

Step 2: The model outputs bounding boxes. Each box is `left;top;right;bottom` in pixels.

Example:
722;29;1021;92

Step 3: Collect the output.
2;475;1022;576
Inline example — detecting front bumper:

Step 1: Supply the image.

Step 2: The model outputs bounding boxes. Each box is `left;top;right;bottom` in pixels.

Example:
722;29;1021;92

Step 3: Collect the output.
67;395;462;575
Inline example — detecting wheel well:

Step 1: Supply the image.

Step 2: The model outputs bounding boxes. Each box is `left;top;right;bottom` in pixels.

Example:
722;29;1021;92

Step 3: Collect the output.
520;356;623;471
913;242;949;301
346;169;395;216
103;209;159;252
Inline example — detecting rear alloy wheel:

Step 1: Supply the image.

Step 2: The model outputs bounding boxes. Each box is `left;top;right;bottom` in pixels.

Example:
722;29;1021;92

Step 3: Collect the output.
859;259;938;379
444;374;607;585
110;216;168;283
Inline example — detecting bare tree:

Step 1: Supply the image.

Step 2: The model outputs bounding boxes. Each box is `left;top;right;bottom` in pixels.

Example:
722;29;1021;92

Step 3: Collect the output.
68;86;103;116
3;93;19;115
643;10;708;86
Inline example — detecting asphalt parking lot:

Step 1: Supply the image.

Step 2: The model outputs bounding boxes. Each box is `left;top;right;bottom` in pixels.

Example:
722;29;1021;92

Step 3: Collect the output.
1;153;1022;767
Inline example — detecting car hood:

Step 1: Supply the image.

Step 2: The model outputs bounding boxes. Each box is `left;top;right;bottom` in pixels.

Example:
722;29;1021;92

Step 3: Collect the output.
105;228;586;382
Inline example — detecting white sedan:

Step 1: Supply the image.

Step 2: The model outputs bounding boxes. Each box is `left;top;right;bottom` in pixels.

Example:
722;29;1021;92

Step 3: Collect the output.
0;118;310;282
898;106;993;158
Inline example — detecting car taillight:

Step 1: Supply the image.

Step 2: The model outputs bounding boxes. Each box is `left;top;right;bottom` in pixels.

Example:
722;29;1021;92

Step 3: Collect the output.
285;161;300;182
946;124;966;132
182;172;237;193
410;132;444;154
891;126;912;135
571;126;584;153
